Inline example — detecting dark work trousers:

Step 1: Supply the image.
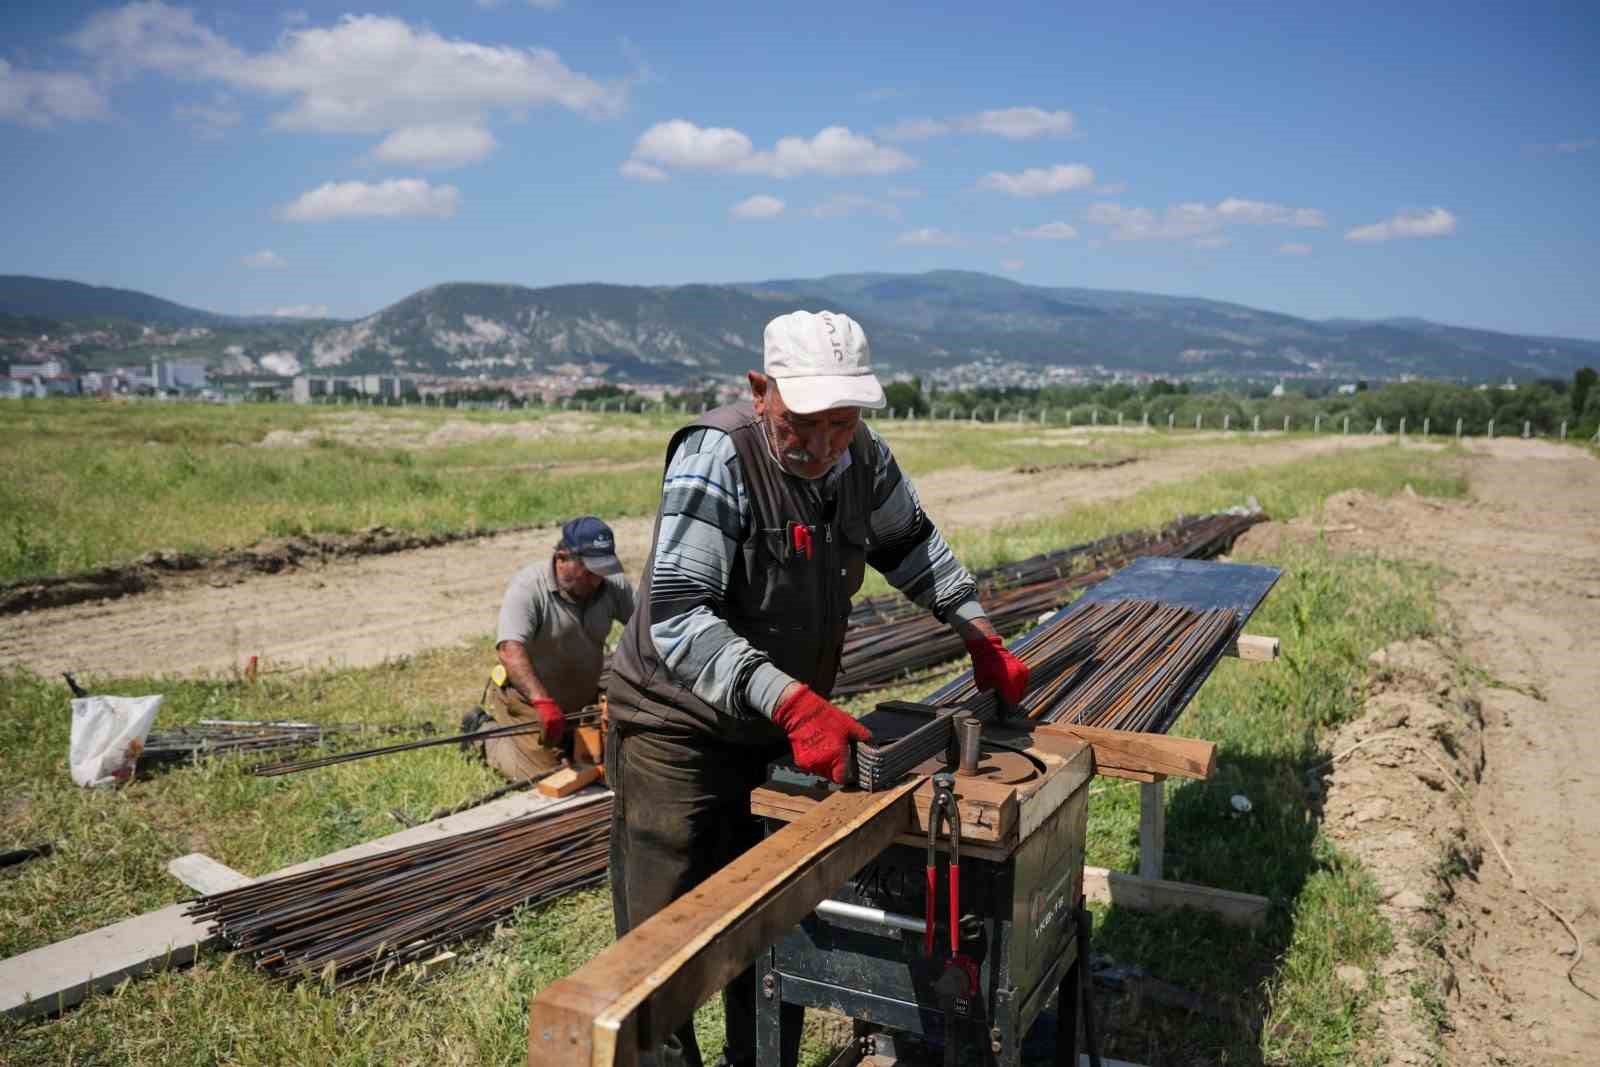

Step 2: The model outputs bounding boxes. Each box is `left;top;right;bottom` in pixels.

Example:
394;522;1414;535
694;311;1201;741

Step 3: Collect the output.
607;722;802;1067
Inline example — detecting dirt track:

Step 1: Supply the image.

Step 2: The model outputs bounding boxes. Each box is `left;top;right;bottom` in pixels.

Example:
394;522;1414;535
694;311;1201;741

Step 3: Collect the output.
1238;438;1600;1062
0;433;1399;680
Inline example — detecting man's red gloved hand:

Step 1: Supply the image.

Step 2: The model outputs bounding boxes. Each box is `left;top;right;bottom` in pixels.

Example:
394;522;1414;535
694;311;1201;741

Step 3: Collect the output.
531;697;565;745
772;684;873;785
966;634;1030;706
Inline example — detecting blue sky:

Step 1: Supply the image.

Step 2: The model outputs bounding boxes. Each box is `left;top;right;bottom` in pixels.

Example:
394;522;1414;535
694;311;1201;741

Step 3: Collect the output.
2;1;1596;338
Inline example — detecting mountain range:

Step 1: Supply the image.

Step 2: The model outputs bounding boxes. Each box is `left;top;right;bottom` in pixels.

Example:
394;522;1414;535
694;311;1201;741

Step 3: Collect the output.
3;271;1595;383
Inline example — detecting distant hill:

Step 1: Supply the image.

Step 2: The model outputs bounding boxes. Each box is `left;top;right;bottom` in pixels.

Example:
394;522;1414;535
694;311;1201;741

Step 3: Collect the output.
0;275;227;327
737;270;1600;381
2;271;1595;382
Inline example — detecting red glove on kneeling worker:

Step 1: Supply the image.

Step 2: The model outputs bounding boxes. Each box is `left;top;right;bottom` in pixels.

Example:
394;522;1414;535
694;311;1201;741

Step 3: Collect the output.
965;633;1030;706
772;684;873;785
530;696;565;746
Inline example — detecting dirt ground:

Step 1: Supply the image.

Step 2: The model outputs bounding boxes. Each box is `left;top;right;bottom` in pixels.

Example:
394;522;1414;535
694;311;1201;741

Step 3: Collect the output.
1234;438;1600;1063
0;433;1400;680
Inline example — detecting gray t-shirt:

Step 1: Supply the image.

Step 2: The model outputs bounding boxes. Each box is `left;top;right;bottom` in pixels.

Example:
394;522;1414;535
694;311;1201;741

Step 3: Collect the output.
496;561;636;716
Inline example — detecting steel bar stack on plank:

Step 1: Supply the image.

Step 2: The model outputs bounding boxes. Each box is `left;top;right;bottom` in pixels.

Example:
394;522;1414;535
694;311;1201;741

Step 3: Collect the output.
833;510;1264;697
186;794;610;985
855;557;1280;792
139;719;434;771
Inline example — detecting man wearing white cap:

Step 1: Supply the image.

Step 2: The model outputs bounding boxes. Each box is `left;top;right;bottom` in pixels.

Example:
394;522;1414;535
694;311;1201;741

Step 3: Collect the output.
606;311;1028;1067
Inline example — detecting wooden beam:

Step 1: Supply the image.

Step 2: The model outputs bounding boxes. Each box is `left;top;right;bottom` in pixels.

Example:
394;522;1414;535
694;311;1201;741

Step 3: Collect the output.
165;854;253;896
1034;723;1215;781
537;765;602;798
1083;866;1268;928
529;780;921;1067
1225;633;1279;662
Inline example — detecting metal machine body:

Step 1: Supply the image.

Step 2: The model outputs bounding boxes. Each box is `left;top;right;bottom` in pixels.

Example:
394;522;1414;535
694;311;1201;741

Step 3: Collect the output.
753;736;1092;1067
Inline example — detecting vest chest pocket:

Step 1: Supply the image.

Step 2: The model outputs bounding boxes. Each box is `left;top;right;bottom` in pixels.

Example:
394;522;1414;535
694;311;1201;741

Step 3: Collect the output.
739;526;823;629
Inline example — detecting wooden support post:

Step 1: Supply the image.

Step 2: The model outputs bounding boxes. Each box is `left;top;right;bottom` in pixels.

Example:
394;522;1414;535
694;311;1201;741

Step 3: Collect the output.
1138;780;1165;880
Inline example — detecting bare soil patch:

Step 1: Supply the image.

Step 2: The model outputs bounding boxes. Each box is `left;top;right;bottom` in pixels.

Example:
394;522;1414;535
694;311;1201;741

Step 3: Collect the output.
5;433;1381;681
1234;441;1600;1063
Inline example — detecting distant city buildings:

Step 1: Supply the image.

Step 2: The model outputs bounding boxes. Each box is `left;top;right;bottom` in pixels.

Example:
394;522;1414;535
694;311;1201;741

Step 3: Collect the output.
291;374;418;403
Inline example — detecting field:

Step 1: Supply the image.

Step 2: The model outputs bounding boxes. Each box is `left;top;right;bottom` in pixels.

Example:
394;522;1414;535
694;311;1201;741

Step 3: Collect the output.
3;399;1596;1065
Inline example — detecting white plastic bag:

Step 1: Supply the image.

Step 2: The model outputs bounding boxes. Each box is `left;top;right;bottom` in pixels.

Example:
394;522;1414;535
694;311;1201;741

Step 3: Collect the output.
68;694;163;787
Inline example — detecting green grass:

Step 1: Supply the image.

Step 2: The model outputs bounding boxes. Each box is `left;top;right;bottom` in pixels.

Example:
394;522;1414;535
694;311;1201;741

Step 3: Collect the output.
0;410;1467;1064
0;397;1444;582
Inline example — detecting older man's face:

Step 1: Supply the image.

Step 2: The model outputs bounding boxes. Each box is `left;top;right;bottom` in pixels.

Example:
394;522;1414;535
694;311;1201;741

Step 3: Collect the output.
749;372;860;480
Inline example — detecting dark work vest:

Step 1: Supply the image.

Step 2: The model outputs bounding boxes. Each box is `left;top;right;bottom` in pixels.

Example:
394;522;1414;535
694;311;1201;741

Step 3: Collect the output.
608;401;875;744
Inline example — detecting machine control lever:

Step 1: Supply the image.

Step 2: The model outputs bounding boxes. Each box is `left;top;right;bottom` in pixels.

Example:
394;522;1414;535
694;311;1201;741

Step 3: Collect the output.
923;772;962;958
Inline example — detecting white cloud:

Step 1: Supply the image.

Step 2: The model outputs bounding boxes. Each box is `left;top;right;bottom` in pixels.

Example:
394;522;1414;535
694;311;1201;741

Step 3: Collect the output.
632;119;754;169
1014;221;1079;241
1000;258;1025;272
810;193;900;220
527;0;563;8
618;158;669;182
963;107;1074;139
1277;242;1313;256
880;117;949;142
1554;136;1597;154
1085;197;1329;245
0;58;108;127
895;227;962;247
883;106;1074;142
240;249;287;269
730;194;784;219
69;4;623;143
1345;207;1458;243
978;164;1095;197
1215;198;1326;227
372;124;496;168
627;119;914;179
280;179;460;221
271;305;329;319
174;91;240;135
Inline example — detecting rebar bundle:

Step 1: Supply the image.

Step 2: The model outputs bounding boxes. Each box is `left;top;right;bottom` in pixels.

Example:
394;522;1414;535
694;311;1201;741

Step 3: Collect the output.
187;795;611;985
856;599;1238;789
139;719;435;770
834;510;1262;697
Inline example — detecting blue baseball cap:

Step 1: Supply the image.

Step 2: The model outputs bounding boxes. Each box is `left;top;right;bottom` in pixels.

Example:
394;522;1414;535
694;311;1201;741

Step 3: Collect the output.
561;516;623;577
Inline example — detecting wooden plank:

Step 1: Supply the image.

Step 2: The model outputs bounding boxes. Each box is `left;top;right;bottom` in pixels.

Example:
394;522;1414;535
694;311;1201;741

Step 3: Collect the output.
2;788;608;1021
574;725;604;765
1083;866;1268;928
165;853;253;896
1138;781;1165;880
530;779;921;1067
538;765;603;798
1225;633;1279;662
1034;723;1215;781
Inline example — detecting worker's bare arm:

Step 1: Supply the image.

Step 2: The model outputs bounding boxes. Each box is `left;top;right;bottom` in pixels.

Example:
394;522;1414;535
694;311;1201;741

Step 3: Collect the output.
496;640;552;702
950;615;1000;645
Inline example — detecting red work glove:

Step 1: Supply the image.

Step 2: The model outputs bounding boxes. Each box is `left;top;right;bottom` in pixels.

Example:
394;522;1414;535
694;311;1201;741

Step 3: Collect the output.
772;684;873;785
965;634;1030;706
531;697;565;746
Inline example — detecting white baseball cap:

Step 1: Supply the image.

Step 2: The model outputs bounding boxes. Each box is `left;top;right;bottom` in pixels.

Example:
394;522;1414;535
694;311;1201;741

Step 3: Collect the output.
762;310;886;414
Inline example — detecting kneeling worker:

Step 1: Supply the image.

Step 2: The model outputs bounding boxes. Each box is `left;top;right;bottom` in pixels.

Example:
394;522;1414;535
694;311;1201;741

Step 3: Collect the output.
480;516;635;780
